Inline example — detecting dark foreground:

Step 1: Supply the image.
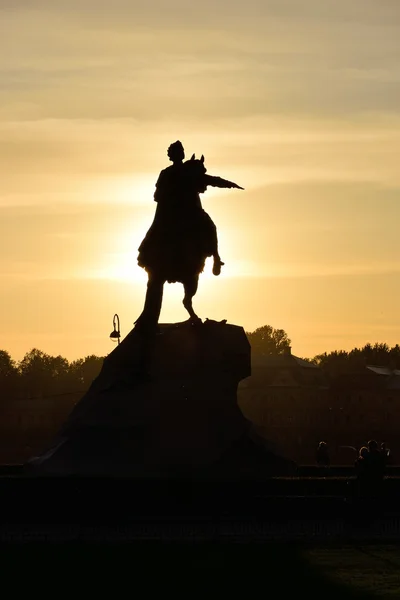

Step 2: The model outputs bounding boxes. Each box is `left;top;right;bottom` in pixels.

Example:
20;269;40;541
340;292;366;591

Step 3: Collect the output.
1;474;400;541
1;541;399;598
1;476;400;597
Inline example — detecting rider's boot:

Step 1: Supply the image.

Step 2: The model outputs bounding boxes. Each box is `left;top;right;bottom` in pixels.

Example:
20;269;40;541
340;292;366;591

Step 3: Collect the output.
212;255;224;276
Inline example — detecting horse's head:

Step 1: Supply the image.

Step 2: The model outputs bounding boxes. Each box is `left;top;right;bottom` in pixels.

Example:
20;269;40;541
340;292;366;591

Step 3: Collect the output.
189;153;206;171
184;154;207;192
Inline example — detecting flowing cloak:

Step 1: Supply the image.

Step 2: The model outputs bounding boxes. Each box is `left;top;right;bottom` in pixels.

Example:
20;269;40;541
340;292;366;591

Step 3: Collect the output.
137;162;217;283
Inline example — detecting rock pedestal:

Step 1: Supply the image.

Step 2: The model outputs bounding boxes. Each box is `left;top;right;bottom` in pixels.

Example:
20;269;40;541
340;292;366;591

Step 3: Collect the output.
32;320;293;478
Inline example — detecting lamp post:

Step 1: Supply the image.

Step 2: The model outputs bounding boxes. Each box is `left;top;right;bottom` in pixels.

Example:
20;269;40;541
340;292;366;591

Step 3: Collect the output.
110;313;121;345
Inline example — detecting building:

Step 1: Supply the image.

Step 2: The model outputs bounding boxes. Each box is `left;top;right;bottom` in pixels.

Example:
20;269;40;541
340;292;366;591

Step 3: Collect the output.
239;353;400;464
238;347;329;462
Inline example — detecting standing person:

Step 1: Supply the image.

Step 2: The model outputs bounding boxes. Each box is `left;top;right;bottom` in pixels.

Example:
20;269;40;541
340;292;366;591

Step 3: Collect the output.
365;439;385;478
380;441;390;466
354;446;370;497
361;439;386;499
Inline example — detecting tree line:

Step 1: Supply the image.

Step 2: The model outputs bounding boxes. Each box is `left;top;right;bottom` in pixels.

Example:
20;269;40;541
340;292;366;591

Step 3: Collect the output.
312;343;400;377
0;349;103;402
247;326;400;375
1;325;400;402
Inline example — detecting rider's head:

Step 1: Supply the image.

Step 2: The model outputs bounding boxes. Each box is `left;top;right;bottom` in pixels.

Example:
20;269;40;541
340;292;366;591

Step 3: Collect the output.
167;141;185;163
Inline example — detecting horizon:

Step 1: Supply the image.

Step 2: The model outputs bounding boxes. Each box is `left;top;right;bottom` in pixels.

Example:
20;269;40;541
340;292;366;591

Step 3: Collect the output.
2;1;400;361
3;324;400;364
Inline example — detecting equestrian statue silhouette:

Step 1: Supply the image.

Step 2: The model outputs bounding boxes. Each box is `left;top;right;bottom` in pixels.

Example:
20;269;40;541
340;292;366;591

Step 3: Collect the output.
135;141;243;330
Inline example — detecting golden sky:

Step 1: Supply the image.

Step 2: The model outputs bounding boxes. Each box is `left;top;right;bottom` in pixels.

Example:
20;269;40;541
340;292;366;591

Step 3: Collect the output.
1;0;400;360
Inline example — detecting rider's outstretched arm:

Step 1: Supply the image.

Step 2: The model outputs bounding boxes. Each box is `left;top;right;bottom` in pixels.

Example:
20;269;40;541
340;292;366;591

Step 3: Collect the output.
204;175;244;190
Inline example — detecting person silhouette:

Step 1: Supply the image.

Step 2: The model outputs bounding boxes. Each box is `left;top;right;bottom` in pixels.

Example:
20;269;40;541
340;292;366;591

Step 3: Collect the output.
153;140;185;207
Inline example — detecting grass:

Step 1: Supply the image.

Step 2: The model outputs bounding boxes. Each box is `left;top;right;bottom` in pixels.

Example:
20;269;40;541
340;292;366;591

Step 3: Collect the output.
304;545;400;598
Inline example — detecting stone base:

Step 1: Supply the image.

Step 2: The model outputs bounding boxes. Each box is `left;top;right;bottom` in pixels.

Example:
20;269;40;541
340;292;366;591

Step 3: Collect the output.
31;320;295;478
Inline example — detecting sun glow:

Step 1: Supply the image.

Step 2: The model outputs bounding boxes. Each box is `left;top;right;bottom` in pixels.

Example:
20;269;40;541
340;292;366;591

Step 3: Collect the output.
94;256;148;283
87;224;264;284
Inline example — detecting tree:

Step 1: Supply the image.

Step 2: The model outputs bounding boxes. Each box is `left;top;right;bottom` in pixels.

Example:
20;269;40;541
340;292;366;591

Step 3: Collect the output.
70;355;103;388
0;350;17;378
246;325;291;356
313;350;350;373
18;348;71;398
0;350;19;403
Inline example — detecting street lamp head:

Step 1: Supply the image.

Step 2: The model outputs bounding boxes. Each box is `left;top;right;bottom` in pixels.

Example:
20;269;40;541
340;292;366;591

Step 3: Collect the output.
110;313;121;344
109;329;120;343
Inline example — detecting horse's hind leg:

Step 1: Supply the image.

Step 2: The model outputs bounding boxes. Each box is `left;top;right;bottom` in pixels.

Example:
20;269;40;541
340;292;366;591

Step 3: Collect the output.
183;276;201;323
135;273;164;330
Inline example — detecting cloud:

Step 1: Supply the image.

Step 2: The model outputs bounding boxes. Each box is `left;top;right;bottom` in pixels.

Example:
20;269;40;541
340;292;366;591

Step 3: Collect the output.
1;1;400;122
1;115;399;205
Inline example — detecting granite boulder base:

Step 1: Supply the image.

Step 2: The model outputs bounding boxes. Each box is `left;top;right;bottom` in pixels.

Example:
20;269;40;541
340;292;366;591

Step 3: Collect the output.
31;320;293;478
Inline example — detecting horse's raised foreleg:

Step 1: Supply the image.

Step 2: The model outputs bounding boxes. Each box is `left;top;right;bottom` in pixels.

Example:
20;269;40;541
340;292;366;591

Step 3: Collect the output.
135;272;164;330
183;275;201;323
